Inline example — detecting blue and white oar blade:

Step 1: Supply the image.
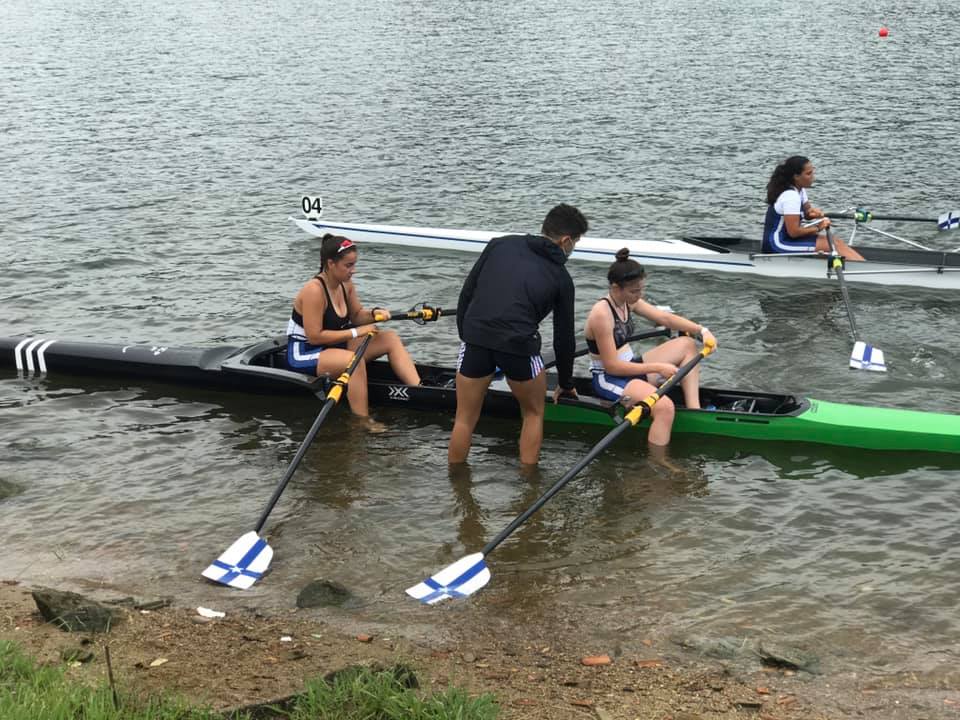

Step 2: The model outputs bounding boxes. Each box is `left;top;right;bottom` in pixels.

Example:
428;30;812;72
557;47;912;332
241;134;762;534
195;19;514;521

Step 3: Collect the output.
202;531;273;590
850;341;887;372
406;552;490;604
938;211;959;231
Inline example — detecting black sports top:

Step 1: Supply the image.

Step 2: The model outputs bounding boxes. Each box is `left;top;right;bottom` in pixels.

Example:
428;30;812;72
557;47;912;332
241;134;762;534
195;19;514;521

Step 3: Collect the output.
289;275;351;350
586;298;635;354
317;275;350;329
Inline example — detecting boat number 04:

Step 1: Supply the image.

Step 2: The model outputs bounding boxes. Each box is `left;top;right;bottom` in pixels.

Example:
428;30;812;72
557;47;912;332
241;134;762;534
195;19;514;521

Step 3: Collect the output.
301;195;323;220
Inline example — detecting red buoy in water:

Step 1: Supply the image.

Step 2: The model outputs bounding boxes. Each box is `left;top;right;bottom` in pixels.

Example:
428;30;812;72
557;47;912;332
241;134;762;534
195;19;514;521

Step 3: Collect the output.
879;26;889;37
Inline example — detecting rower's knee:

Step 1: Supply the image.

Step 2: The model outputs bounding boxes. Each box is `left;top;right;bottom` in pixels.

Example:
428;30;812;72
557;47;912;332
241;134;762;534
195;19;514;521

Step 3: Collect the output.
653;396;675;421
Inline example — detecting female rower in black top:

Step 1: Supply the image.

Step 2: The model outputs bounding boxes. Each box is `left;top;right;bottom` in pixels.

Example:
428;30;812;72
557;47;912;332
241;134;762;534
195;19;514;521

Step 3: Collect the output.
286;234;420;417
584;248;718;446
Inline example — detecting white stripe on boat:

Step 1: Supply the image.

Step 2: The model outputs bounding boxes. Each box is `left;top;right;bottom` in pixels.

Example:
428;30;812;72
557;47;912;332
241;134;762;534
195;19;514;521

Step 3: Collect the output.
37;339;56;373
25;339;45;372
13;337;32;371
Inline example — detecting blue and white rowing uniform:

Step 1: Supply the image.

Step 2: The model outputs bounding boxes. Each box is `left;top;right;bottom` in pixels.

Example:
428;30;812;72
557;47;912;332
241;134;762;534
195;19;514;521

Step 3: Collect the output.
286;276;351;375
586;298;646;402
762;187;817;253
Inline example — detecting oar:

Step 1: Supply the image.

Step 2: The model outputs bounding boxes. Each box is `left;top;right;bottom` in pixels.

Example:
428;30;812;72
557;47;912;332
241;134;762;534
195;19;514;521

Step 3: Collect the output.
405;341;716;604
824;228;886;372
371;302;453;325
827;208;960;231
202;333;375;589
542;327;672;370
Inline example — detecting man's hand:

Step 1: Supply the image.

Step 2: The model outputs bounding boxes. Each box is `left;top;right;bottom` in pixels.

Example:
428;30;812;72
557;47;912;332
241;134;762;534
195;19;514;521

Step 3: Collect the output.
553;385;578;404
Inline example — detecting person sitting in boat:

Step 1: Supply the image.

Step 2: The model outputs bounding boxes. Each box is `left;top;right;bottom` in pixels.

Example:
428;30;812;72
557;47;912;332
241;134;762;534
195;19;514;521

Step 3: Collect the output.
763;156;864;261
287;233;421;417
584;249;717;446
449;203;588;466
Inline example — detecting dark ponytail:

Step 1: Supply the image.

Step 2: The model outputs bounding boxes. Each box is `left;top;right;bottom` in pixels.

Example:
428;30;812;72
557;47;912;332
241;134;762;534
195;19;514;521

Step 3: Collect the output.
318;233;357;274
607;248;645;286
766;155;809;204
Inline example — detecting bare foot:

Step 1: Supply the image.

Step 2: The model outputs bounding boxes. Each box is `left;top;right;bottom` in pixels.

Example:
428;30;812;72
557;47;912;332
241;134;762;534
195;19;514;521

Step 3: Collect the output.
647;444;685;474
362;417;388;434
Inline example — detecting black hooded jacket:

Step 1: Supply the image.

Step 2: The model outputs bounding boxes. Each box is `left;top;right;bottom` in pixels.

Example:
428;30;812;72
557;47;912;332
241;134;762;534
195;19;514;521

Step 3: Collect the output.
456;234;576;389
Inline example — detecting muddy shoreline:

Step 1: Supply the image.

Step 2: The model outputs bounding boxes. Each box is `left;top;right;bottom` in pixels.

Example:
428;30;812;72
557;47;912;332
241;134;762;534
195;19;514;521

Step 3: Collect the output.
3;580;957;719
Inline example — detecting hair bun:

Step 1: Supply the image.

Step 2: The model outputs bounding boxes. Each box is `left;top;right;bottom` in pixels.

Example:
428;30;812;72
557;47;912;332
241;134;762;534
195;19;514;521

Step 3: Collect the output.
615;247;631;262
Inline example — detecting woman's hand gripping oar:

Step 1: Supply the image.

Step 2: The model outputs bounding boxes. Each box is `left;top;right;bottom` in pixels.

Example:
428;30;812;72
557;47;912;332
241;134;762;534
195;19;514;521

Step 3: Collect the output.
405;339;717;605
202;333;376;590
825;228;886;372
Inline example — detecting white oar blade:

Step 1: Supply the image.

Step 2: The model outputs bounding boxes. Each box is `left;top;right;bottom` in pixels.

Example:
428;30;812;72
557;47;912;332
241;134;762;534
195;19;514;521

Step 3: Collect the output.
938;211;959;231
202;531;273;590
405;552;490;604
850;341;887;372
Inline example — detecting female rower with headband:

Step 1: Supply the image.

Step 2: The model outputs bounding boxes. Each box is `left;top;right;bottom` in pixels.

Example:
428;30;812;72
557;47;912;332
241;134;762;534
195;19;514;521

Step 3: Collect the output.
583;248;718;446
286;233;421;417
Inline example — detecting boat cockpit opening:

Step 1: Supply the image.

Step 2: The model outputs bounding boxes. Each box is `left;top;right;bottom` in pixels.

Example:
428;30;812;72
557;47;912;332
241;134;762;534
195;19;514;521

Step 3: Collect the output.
249;344;289;370
693;389;804;416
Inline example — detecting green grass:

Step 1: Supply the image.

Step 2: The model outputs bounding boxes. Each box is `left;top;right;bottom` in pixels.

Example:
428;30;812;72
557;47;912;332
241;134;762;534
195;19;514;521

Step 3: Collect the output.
292;665;499;720
0;641;499;720
0;640;226;720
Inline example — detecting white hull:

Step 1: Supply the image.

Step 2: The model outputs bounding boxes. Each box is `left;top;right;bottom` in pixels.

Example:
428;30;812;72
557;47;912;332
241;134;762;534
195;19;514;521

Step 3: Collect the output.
289;217;960;291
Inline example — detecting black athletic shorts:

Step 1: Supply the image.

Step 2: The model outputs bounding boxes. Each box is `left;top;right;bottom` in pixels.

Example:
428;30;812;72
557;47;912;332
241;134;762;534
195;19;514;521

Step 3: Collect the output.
457;342;544;382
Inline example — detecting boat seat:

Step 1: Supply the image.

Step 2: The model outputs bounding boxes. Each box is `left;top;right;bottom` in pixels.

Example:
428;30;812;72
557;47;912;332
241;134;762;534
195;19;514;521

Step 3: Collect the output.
725;398;757;413
253;340;333;390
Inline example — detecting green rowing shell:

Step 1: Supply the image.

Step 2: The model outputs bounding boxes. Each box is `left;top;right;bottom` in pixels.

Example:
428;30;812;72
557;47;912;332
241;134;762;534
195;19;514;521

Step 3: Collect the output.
544;398;960;454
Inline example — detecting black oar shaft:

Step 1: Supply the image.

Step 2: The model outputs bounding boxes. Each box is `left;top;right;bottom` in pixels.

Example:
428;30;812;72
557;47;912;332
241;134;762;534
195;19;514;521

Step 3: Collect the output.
825;229;860;341
385;305;453;322
349;304;453;327
480;347;711;557
253;334;373;534
481;420;635;556
827;212;936;223
545;328;672;370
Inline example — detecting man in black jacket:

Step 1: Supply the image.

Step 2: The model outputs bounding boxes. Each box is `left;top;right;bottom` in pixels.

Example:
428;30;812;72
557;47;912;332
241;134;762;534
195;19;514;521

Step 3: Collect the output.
450;203;588;465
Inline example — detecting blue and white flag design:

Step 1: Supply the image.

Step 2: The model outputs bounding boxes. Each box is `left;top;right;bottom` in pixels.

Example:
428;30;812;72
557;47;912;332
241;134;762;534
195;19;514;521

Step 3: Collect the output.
202;531;273;590
850;341;887;372
406;552;491;604
938;211;959;231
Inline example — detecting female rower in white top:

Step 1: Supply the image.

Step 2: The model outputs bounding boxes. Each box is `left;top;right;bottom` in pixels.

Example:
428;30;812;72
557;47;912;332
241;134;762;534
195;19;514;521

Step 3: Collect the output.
583;248;718;446
763;155;864;260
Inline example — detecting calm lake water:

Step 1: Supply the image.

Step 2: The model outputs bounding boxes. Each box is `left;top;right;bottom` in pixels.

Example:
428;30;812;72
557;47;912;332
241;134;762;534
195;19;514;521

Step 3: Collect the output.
2;0;960;692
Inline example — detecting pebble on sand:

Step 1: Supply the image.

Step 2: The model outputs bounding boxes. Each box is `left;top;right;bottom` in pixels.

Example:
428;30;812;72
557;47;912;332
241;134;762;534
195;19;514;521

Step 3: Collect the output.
581;655;612;666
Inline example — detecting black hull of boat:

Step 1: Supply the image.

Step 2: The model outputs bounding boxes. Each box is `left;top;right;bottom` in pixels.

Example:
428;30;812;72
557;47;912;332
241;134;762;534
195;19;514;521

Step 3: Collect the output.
0;333;810;429
0;335;575;420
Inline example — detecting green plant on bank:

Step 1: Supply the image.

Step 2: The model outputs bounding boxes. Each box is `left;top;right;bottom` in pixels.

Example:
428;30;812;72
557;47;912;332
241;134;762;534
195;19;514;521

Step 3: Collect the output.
294;665;499;720
1;641;499;720
0;640;229;720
